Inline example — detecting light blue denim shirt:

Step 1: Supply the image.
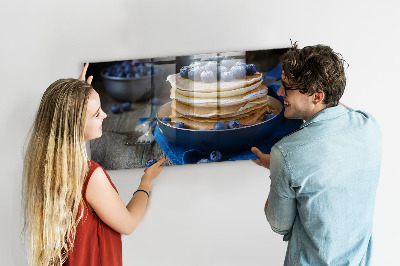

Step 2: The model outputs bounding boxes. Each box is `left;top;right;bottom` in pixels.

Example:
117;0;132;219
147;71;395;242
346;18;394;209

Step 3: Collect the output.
266;105;382;266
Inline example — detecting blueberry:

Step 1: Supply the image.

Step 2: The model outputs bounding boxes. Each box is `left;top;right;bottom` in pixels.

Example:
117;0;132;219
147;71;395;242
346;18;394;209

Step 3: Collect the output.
180;66;190;78
131;59;140;66
230;65;246;79
205;56;221;62
121;102;131;111
210;150;222;162
134;73;141;78
213;122;228;130
145;159;157;167
175;122;186;129
188;70;195;80
264;112;275;121
115;67;123;74
151;97;161;105
204;61;217;74
228;120;241;129
105;71;112;77
190;61;204;68
188;67;204;81
214;56;225;62
124;65;132;74
220;59;236;69
111;105;121;114
161;116;171;123
193;67;204;81
117;72;125;78
246;64;257;76
217;66;228;79
197;158;211;164
126;73;133;78
234;61;246;67
147;69;154;76
220;71;234;82
201;70;216;83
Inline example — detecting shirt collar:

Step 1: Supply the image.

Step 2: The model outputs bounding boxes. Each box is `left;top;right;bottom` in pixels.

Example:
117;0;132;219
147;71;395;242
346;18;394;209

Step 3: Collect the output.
300;105;349;129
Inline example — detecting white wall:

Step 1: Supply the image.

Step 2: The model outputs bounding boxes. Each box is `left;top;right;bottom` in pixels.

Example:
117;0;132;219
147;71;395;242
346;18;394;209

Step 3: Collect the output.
1;0;399;265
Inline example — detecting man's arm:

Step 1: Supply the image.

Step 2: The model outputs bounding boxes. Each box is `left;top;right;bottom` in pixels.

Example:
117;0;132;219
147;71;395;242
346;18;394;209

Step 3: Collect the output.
265;146;297;239
251;147;272;218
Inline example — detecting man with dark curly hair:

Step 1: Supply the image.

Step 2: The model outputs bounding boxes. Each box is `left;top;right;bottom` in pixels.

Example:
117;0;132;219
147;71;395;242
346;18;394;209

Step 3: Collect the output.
251;44;381;265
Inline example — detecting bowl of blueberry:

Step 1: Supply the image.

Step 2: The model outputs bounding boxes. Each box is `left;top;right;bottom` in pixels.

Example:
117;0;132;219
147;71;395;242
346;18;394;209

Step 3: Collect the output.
101;60;164;102
156;96;283;153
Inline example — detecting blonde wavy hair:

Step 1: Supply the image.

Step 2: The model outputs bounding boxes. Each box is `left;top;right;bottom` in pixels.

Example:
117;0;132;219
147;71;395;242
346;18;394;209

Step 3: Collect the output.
23;79;93;265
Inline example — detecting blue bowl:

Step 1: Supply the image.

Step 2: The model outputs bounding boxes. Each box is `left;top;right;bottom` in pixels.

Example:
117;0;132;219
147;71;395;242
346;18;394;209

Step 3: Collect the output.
100;65;164;102
156;96;283;153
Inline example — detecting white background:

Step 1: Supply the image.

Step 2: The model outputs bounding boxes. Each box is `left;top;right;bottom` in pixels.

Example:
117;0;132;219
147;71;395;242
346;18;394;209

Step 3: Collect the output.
1;0;399;265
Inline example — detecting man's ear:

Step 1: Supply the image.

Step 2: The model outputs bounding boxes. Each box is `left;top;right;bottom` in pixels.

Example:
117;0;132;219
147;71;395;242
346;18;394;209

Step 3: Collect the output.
313;92;325;104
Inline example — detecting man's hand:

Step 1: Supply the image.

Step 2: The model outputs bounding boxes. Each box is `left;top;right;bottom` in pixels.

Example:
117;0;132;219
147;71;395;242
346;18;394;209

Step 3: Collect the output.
251;147;271;169
264;199;269;213
78;62;93;84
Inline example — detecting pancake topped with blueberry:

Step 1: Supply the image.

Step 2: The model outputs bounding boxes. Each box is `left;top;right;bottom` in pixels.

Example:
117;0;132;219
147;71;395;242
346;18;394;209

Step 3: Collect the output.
166;56;273;130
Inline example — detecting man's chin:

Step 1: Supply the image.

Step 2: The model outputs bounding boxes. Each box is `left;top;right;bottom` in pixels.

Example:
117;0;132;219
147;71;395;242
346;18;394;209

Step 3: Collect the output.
283;111;299;120
283;110;292;119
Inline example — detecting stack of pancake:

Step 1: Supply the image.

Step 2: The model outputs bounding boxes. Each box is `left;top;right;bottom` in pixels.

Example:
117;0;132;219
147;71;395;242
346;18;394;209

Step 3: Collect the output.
166;70;271;130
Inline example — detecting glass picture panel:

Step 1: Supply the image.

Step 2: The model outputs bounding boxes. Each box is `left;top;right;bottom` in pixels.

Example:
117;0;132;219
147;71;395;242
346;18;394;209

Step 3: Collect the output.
86;48;303;169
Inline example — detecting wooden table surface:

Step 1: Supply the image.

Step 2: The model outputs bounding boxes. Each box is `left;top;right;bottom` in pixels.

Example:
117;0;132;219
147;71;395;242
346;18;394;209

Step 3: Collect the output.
90;65;175;170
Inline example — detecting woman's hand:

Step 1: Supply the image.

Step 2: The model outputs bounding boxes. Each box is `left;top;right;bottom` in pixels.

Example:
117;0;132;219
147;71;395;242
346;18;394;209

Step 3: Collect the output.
251;147;271;169
142;158;165;185
78;62;93;84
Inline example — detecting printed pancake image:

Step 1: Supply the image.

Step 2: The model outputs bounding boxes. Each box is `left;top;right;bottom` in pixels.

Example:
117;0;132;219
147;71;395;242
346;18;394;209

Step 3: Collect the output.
170;83;267;107
171;95;269;118
167;72;263;93
166;58;274;130
171;104;270;130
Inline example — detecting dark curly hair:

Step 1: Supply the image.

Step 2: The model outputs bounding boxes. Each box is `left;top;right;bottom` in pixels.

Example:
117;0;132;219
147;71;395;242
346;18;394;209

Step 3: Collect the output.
280;44;347;107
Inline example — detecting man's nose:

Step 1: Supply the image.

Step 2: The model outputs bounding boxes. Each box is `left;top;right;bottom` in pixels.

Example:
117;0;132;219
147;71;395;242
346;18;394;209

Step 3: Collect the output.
277;85;285;97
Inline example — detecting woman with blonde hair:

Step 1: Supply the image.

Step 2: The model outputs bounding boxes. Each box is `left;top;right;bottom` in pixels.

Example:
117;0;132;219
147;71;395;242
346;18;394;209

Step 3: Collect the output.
22;63;165;265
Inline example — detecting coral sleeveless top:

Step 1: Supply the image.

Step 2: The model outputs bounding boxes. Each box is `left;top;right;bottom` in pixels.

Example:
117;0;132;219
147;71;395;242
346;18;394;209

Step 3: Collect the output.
64;160;122;266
